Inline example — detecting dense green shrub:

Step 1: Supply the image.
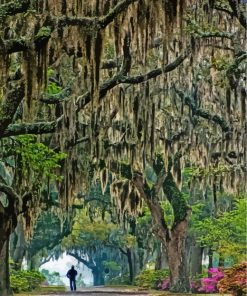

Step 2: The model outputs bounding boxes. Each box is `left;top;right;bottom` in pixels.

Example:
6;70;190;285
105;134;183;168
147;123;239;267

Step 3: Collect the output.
106;274;130;285
134;269;169;289
10;270;46;293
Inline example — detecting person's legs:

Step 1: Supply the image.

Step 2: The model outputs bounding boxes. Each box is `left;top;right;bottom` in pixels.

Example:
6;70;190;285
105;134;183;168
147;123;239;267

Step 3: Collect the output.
73;280;76;291
70;279;73;291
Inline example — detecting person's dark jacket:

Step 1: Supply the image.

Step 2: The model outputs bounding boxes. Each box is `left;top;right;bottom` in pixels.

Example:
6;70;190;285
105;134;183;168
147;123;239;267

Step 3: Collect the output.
67;268;78;280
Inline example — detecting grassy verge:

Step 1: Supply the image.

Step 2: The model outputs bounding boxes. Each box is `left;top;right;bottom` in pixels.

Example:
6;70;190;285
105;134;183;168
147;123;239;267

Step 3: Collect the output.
14;285;66;295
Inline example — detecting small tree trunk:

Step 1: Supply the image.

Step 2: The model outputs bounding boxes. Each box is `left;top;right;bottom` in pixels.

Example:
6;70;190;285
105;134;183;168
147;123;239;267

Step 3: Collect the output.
126;248;133;284
155;242;168;270
218;253;224;267
190;246;203;276
0;238;12;296
208;248;213;269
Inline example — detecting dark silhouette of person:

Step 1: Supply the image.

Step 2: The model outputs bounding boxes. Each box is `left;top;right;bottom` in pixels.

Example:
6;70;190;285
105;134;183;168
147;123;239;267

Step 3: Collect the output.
67;265;78;291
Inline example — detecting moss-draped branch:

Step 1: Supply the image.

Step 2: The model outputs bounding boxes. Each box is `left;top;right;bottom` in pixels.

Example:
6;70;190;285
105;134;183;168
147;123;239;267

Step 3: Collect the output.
0;82;25;137
76;48;190;111
0;121;58;138
175;89;232;133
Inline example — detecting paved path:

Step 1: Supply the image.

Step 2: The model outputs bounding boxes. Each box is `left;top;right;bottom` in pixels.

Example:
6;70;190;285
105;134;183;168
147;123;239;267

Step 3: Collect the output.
40;287;151;296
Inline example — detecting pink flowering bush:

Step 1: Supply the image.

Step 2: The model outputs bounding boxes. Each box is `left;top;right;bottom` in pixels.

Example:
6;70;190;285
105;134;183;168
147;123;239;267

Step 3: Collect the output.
159;277;170;290
198;268;224;293
159;268;225;293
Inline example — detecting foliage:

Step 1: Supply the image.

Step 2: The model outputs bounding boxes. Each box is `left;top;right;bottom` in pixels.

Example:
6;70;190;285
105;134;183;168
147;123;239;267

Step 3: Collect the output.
12;135;66;181
47;82;62;94
103;261;120;272
40;269;64;286
10;270;45;293
218;262;247;296
106;274;130;285
192;198;247;262
134;269;169;289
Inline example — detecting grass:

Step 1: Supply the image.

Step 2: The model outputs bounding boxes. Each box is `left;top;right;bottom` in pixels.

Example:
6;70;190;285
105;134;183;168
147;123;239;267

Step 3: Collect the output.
14;285;66;295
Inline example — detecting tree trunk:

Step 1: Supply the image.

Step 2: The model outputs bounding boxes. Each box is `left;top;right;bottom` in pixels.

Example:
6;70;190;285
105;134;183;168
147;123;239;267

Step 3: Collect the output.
126;248;133;284
218;253;224;267
190;246;203;276
10;218;26;270
0;238;12;296
0;205;17;296
165;221;190;292
155;242;168;270
29;253;42;270
208;248;213;269
92;267;104;286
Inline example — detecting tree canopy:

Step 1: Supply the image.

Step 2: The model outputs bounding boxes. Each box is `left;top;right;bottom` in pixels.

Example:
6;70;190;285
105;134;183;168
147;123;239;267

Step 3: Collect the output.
0;0;246;294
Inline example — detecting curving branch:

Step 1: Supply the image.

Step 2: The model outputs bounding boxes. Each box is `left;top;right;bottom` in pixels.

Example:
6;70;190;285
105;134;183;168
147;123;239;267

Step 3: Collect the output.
67;252;95;270
57;0;138;30
99;0;138;29
175;89;232;133
76;48;190;111
0;183;21;213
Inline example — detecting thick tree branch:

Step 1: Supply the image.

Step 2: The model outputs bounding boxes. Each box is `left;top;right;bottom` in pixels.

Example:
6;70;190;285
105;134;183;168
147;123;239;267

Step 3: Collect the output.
1;121;58;138
0;27;51;55
0;183;21;213
132;173;168;242
198;31;234;39
162;172;190;228
185;96;231;133
40;84;73;104
0;81;25;137
76;49;189;111
99;0;138;29
0;38;29;54
67;252;95;270
57;0;138;30
175;89;232;133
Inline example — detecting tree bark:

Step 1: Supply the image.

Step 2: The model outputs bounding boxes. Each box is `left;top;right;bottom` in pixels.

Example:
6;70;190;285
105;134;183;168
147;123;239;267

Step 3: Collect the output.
0;238;12;296
92;267;104;286
126;248;133;284
208;248;213;270
10;218;26;270
133;171;191;292
155;242;168;270
190;246;203;276
165;220;190;292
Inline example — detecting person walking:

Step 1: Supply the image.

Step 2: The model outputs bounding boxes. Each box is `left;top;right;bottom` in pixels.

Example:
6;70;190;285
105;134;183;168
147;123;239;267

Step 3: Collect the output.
66;265;78;291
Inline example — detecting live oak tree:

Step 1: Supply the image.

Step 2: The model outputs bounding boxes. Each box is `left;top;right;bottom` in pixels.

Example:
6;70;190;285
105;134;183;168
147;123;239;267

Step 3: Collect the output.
0;0;246;294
